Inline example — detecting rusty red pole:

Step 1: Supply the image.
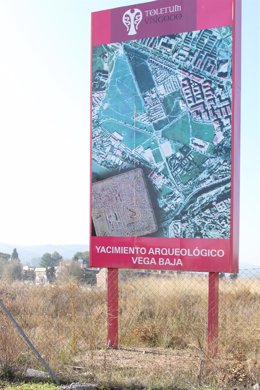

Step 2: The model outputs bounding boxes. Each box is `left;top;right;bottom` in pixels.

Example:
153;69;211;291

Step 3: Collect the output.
208;272;219;357
107;268;119;349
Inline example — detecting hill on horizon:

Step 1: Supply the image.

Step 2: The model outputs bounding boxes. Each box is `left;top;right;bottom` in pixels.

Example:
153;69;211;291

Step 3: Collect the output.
0;242;89;266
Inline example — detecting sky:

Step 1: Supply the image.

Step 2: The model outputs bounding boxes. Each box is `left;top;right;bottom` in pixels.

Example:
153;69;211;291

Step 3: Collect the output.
0;0;259;266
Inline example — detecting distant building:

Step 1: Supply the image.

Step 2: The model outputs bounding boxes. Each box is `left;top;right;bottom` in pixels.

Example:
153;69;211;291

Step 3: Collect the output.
35;268;47;284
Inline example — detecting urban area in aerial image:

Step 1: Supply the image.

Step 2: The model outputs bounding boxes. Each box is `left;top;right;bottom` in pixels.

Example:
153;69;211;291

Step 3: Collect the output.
92;26;233;239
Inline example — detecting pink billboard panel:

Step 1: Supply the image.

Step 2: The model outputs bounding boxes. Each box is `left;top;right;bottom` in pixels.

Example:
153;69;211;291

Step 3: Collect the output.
90;0;241;273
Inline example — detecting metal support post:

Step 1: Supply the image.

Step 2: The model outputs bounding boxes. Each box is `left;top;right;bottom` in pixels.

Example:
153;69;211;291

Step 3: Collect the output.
107;268;119;349
208;272;219;357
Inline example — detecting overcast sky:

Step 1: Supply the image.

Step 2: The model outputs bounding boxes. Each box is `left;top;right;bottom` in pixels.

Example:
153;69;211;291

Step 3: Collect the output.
0;0;259;266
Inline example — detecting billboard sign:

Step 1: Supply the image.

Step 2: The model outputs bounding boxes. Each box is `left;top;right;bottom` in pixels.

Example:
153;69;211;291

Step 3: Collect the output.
90;0;241;273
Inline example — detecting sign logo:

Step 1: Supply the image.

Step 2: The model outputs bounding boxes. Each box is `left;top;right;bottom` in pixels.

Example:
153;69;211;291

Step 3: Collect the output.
122;8;143;36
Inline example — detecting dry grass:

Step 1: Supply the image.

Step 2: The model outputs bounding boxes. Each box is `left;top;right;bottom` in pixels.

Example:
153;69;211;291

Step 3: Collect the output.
0;272;259;388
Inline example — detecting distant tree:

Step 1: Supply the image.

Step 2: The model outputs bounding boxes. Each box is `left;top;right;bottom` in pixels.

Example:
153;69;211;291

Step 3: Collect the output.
52;251;63;263
72;251;89;266
40;252;62;268
46;266;56;283
3;261;23;281
11;248;19;261
40;253;52;267
230;273;238;281
219;272;225;279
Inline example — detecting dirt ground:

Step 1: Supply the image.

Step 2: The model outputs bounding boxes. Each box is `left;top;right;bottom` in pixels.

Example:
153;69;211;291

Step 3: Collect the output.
68;347;237;388
62;344;260;389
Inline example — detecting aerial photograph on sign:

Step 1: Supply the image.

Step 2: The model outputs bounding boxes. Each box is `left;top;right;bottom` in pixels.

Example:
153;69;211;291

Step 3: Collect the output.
92;168;158;236
92;27;233;239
